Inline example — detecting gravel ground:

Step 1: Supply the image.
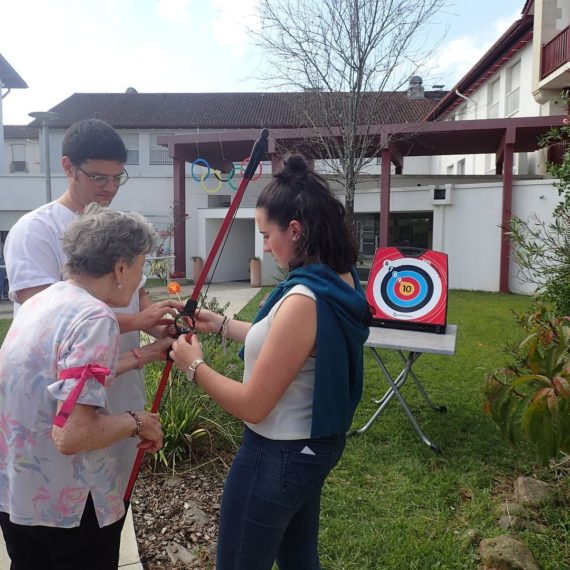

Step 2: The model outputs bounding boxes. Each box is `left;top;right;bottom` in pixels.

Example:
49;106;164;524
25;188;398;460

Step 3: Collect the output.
131;457;232;569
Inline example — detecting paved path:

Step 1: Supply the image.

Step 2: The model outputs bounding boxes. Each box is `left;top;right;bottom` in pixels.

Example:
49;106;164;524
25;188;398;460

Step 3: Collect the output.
0;282;261;569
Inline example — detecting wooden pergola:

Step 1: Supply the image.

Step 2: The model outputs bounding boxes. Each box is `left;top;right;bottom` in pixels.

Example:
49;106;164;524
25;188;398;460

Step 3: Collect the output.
158;114;563;292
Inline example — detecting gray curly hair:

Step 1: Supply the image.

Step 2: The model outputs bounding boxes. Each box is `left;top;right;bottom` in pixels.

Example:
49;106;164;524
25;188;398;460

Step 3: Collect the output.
63;203;158;277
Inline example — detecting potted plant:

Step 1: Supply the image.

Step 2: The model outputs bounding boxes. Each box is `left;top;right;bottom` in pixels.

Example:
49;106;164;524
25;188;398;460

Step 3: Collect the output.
191;256;203;282
482;304;570;464
249;256;261;287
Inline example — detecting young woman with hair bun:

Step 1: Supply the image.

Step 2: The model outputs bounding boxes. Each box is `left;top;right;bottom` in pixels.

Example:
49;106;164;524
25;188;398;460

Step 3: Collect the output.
171;153;370;570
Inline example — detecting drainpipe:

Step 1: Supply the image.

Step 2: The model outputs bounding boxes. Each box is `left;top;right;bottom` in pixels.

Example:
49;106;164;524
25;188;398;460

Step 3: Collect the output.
455;90;477;116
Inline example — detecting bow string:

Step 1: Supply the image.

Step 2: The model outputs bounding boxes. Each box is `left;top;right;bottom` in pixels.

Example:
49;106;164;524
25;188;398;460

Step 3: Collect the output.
124;128;269;501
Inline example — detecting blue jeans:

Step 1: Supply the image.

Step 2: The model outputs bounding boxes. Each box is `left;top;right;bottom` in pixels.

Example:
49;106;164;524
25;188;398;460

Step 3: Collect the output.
217;426;346;570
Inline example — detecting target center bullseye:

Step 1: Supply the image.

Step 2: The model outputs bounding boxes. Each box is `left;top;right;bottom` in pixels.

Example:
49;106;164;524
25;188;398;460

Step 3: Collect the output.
399;280;415;296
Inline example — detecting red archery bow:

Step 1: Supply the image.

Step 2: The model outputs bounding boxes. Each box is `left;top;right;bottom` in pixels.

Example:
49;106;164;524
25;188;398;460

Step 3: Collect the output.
124;128;269;501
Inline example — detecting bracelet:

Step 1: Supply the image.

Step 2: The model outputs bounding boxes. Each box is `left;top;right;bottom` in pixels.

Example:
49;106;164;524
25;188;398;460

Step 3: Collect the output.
131;348;144;370
187;358;206;383
218;315;228;334
125;410;142;438
221;317;230;352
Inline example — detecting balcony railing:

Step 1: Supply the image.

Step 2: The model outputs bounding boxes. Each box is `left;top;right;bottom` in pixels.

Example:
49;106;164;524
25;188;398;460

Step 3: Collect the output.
150;148;173;165
541;26;570;79
9;160;28;173
126;149;139;165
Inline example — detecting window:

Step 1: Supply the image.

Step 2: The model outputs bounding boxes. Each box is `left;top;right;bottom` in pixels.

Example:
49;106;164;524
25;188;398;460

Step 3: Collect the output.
505;61;520;116
457;159;466;174
446;164;454;175
122;133;139;165
487;78;500;118
150;134;173;165
353;212;433;262
10;144;27;172
353;212;433;281
389;212;433;249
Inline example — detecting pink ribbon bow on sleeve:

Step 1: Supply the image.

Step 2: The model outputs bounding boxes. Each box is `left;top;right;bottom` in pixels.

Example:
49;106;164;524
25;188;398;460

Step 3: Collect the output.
52;364;111;428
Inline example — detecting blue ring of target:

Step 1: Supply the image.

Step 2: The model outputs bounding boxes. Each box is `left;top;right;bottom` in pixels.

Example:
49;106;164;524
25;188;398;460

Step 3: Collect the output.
380;265;433;313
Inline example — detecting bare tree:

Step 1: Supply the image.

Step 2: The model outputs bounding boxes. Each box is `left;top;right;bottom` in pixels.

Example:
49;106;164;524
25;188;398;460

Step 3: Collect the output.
253;0;448;228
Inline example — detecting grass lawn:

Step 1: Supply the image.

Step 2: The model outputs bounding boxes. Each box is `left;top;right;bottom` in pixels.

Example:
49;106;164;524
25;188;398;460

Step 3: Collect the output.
1;290;568;569
319;291;569;569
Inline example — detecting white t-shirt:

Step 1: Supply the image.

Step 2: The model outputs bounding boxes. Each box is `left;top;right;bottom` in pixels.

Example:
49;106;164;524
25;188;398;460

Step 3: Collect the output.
4;200;146;497
4;201;76;306
243;284;316;440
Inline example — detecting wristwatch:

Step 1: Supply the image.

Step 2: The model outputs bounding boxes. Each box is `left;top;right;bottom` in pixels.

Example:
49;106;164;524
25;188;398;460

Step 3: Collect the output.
187;358;206;383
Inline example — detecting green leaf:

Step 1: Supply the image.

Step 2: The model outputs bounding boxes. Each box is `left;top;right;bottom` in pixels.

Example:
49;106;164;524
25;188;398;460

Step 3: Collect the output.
510;374;550;390
522;392;561;464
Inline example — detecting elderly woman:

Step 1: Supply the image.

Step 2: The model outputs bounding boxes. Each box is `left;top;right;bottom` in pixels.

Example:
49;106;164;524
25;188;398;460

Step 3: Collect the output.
0;204;163;570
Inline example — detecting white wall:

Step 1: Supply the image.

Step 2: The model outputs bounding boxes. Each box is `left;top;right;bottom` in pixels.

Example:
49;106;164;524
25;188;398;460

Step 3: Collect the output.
353;177;559;292
0;166;561;294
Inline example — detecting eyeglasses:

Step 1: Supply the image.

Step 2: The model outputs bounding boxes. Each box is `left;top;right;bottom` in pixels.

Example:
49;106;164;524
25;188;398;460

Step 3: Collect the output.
75;164;129;187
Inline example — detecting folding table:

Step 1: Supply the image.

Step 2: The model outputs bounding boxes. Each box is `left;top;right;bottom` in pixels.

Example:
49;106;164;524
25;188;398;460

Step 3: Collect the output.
350;324;458;453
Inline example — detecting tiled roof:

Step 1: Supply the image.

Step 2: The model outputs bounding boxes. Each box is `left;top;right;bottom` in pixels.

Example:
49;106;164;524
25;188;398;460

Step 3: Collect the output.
3;125;39;139
0;54;28;88
27;91;446;130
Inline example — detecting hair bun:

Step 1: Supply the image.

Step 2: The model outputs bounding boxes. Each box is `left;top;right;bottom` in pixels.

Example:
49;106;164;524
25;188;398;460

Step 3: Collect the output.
284;154;308;174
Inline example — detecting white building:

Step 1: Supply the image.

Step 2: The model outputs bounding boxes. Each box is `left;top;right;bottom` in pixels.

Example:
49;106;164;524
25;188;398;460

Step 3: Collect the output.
0;0;568;292
426;0;569;177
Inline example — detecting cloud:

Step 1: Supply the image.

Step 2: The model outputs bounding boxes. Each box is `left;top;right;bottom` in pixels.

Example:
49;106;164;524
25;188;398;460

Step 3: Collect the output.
209;0;260;55
493;11;521;36
155;0;194;25
428;37;493;86
426;9;523;89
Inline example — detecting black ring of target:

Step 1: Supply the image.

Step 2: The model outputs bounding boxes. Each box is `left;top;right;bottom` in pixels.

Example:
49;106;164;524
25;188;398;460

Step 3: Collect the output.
380;264;434;313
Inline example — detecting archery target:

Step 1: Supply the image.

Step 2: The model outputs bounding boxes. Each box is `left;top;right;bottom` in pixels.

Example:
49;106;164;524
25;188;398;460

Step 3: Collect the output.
366;247;448;332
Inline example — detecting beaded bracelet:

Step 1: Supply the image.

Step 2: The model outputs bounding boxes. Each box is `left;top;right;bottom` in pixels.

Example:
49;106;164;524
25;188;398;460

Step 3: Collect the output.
125;410;142;438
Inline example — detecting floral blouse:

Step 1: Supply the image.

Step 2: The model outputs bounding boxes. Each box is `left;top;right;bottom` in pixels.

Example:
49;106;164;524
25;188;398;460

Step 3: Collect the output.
0;281;121;528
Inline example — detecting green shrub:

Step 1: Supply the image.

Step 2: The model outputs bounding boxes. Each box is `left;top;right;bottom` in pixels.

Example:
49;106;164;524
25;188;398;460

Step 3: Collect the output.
144;363;242;471
482;304;570;463
490;98;570;463
143;294;245;472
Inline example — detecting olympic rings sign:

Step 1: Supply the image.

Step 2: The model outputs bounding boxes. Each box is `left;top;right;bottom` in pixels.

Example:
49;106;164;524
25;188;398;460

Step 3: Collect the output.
190;156;263;193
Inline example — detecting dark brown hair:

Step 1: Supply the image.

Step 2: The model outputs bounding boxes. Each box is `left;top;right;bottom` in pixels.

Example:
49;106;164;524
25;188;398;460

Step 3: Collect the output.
256;154;357;272
62;118;127;166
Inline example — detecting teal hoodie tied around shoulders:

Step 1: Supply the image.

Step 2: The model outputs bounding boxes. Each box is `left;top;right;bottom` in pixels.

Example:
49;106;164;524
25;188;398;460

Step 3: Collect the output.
245;263;370;438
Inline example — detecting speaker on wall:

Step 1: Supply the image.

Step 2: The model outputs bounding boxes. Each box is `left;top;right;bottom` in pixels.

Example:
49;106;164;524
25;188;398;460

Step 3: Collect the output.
430;184;453;205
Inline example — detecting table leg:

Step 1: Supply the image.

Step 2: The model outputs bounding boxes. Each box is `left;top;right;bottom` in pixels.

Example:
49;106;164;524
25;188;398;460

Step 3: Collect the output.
397;351;447;413
349;349;442;453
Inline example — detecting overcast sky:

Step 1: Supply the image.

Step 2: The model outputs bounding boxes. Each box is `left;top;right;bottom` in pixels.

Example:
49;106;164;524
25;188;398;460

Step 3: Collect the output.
2;0;524;124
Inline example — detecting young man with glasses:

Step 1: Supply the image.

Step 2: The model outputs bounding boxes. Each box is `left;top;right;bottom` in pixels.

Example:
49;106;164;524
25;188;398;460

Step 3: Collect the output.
3;118;181;501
